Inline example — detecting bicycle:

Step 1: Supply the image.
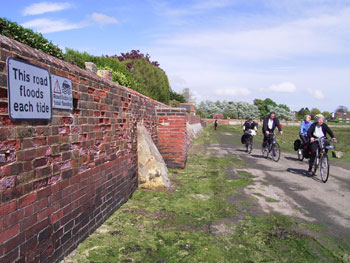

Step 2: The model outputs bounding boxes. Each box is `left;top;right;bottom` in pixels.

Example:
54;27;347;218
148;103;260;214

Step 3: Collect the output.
311;137;334;183
262;133;280;162
244;129;256;154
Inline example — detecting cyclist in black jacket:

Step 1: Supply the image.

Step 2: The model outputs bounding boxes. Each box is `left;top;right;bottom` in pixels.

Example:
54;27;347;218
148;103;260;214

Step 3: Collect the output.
262;112;283;148
307;115;337;175
242;118;258;144
243;118;258;132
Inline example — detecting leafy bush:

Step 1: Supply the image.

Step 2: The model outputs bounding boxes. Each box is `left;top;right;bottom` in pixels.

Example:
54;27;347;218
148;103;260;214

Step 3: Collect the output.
170;89;186;103
98;66;133;88
124;58;170;104
0;17;64;59
196;109;206;118
64;48;136;90
65;50;171;103
111;50;160;68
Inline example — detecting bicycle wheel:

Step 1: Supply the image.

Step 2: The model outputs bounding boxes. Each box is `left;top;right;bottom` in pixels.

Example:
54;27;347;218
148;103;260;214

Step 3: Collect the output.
297;149;304;161
320;154;329;183
262;144;268;158
272;143;281;162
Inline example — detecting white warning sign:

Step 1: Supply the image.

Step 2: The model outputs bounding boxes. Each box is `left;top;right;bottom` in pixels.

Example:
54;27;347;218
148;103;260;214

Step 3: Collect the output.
51;74;73;110
7;57;52;121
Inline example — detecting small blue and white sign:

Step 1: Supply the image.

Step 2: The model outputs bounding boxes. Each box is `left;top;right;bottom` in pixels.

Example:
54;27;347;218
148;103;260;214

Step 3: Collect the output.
51;74;73;110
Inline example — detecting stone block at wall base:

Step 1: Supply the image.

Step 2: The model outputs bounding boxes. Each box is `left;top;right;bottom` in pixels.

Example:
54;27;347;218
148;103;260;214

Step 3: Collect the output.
137;124;171;190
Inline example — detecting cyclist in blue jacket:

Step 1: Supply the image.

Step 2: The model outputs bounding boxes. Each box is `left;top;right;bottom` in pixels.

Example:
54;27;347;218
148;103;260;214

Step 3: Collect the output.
300;115;312;145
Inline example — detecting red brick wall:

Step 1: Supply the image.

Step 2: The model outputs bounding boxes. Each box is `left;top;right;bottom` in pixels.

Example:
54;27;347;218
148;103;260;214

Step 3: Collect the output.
156;108;188;168
186;114;201;125
204;119;232;125
0;35;171;263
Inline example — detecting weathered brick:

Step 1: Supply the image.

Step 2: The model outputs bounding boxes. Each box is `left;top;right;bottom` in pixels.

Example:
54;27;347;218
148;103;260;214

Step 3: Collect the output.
18;192;37;208
33;157;48;168
2;186;24;203
0;200;16;217
37;187;51;200
0;224;19;243
2;209;24;229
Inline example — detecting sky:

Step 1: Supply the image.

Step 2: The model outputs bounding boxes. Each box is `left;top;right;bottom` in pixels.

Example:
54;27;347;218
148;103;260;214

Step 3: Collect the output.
1;0;350;112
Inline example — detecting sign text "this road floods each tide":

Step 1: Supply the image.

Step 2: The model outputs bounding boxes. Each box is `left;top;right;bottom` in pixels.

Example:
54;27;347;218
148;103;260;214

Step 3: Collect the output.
7;57;51;120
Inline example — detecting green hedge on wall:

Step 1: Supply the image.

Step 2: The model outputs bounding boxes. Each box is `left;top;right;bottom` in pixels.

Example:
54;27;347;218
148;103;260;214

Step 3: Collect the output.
0;17;64;59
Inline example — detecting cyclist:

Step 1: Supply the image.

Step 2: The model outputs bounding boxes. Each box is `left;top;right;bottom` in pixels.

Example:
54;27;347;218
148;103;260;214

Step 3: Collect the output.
298;115;313;156
242;118;258;145
307;114;337;175
262;112;283;149
300;115;312;145
243;118;258;132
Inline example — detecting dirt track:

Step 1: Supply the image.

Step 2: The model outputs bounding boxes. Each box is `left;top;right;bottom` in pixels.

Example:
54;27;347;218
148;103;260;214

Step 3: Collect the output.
207;132;350;243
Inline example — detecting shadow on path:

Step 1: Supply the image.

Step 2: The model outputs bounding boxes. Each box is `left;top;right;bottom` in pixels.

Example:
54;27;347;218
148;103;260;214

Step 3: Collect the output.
284;156;299;162
286;168;323;183
251;154;266;159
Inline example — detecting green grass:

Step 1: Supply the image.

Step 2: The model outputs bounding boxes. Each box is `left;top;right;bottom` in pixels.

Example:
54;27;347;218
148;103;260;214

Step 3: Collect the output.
67;126;349;263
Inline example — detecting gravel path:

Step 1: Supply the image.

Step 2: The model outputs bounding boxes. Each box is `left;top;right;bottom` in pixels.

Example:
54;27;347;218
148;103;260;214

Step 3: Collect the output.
208;132;350;242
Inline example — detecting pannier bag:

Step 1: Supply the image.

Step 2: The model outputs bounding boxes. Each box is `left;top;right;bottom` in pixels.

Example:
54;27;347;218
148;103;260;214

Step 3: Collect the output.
241;135;246;144
294;139;301;151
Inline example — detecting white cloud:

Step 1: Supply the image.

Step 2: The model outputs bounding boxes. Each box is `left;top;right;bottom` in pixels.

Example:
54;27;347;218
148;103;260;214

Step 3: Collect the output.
23;2;72;16
168;75;187;90
192;0;232;11
146;2;350;109
91;13;118;25
307;88;325;100
214;88;251;97
22;18;83;33
152;0;232;18
155;7;350;60
263;82;297;93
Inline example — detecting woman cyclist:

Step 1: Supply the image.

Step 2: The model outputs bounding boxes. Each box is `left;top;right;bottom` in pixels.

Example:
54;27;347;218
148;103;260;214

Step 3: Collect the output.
299;115;313;147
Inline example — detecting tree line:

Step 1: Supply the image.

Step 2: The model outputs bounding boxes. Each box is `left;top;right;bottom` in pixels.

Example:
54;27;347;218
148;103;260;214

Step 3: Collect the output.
197;98;294;120
197;98;348;121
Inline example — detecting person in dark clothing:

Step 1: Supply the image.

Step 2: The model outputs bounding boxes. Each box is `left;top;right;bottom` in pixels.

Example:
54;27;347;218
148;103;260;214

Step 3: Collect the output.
262;112;283;147
242;118;258;144
214;119;218;130
243;118;258;132
307;115;337;175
